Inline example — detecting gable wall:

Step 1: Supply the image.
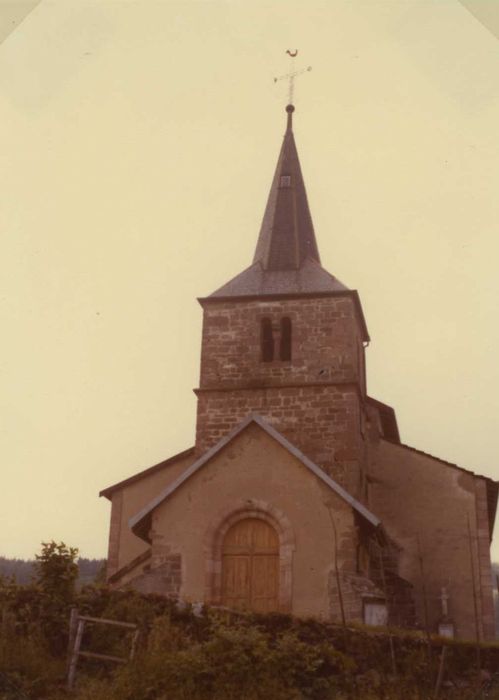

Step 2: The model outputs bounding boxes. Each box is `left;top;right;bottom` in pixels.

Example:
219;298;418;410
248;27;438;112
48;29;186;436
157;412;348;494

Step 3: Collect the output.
150;424;363;621
105;451;194;579
369;440;496;640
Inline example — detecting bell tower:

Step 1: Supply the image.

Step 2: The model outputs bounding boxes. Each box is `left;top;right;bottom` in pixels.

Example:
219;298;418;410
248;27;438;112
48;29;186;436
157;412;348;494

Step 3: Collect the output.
195;105;369;497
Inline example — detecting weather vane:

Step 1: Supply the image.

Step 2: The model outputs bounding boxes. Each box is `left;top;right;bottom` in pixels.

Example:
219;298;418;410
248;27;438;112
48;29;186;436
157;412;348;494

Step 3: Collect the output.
274;49;312;105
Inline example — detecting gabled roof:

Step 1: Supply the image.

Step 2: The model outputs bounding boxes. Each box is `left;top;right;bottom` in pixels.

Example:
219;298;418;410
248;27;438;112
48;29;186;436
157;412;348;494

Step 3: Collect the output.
99;447;195;500
382;437;491;480
108;549;151;584
209;258;348;298
379;438;498;540
129;413;382;542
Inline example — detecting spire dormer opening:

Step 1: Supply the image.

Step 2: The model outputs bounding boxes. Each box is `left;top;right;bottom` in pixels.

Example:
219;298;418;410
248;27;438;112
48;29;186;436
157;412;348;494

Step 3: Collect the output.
251;103;321;272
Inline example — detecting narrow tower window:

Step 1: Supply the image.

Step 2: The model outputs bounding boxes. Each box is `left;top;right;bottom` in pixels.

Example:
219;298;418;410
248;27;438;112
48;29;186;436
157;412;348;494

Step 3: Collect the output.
280;317;292;361
261;318;274;362
280;175;291;187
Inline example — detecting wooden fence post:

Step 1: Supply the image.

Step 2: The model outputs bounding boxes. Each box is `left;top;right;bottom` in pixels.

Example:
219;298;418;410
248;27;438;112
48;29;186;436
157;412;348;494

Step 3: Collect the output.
130;629;140;660
67;619;85;690
433;644;447;699
67;607;79;670
66;612;139;689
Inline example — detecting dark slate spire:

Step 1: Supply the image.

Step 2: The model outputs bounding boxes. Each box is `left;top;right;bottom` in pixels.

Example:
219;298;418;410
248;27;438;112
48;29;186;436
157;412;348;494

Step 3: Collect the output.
208;104;350;299
253;104;320;270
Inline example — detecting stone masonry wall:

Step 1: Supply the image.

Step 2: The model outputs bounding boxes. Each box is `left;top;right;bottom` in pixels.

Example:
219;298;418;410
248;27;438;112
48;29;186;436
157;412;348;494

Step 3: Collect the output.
128;558;182;597
368;439;496;640
199;296;365;391
106;491;123;579
196;295;368;497
474;478;496;640
196;384;364;496
127;533;183;597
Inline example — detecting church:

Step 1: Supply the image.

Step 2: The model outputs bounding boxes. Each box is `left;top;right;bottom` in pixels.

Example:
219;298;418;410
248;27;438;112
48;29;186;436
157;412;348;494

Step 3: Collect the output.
100;103;497;640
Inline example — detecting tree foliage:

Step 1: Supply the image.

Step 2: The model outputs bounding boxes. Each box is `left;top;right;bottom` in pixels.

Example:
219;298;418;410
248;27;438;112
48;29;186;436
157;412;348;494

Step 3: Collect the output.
31;541;79;654
34;541;79;602
0;555;105;587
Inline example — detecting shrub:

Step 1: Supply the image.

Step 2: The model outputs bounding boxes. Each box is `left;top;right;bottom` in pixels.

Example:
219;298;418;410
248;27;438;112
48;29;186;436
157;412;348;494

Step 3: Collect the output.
31;542;79;654
33;542;79;602
2;569;499;699
0;627;64;698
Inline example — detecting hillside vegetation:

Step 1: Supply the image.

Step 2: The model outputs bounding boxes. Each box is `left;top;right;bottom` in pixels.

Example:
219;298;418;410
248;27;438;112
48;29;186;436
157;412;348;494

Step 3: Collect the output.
1;543;498;700
0;556;105;587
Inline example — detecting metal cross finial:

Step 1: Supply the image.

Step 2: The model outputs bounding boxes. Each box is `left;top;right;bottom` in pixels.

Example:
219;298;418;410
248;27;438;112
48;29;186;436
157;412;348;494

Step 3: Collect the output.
274;50;312;106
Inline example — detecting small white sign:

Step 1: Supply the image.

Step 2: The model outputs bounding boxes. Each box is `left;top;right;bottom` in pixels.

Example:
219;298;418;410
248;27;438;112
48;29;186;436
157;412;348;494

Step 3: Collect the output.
364;601;388;627
438;622;454;639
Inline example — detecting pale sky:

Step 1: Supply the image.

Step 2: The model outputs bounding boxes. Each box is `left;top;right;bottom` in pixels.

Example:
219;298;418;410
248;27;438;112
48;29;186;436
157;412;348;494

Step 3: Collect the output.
1;0;499;562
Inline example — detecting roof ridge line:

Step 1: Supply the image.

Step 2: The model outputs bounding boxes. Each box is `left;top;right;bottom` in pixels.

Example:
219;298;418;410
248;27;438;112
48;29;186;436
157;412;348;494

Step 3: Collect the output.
129;413;382;542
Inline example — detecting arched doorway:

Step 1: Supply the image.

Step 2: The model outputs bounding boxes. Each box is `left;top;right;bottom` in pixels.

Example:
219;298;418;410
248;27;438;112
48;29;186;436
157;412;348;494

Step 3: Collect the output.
221;518;279;613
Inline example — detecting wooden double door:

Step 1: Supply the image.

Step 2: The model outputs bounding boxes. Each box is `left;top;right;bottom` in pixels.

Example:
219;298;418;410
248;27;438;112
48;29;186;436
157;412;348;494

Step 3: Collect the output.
221;518;279;613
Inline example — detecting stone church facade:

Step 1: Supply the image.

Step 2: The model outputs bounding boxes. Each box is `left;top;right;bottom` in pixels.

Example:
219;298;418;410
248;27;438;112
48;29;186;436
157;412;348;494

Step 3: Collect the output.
101;104;497;640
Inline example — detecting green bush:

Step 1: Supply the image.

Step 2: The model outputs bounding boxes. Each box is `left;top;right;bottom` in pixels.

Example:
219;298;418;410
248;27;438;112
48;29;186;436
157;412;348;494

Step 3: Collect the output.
0;626;65;699
2;556;499;700
92;623;351;700
31;541;79;654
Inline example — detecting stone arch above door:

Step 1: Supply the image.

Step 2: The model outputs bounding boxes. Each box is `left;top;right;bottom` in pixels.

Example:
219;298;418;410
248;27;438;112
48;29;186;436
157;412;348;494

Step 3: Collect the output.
204;499;295;612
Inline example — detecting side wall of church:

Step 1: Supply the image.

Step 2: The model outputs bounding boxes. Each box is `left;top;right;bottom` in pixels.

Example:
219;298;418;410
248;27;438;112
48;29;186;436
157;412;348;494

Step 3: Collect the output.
147;423;370;622
368;439;496;640
105;451;194;580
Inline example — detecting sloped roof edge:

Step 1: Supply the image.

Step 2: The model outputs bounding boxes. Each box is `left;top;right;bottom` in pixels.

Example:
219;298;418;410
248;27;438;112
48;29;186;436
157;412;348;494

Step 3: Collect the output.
108;548;152;585
129;414;381;542
199;287;369;343
207;259;349;299
379;438;498;541
380;437;497;482
253;107;320;271
99;447;195;500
